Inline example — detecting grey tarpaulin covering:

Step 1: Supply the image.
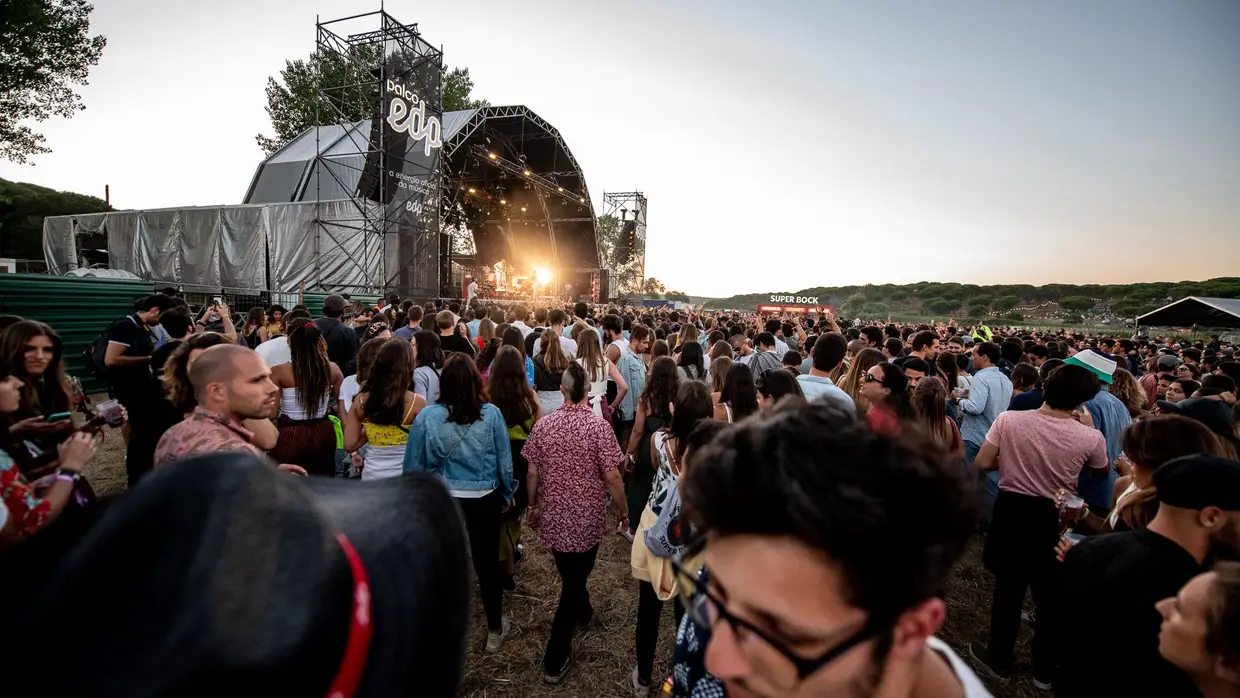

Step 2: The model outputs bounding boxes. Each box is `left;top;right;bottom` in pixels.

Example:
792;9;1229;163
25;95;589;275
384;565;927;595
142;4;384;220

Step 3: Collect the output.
267;201;384;293
41;216;77;273
43;201;385;293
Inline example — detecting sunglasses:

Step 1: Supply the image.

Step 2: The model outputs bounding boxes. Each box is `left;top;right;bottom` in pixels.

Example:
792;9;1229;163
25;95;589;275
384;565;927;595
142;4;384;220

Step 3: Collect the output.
861;373;882;384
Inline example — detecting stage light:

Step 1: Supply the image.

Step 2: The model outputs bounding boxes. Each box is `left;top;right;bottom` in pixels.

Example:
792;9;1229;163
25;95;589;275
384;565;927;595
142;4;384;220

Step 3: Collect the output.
520;206;528;212
579;197;586;203
488;153;497;160
523;170;531;176
468;188;476;194
535;267;551;285
500;199;507;205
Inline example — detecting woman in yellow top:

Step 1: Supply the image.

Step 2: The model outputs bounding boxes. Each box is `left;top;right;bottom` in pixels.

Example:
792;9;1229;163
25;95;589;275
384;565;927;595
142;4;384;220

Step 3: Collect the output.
344;338;425;480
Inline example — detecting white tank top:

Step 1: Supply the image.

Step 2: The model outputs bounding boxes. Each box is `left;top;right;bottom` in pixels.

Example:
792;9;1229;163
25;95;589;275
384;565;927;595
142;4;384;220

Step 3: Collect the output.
280;387;330;420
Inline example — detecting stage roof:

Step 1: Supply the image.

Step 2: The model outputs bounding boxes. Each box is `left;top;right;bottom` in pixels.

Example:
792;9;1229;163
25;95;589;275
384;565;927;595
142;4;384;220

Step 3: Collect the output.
244;105;600;271
1137;297;1240;329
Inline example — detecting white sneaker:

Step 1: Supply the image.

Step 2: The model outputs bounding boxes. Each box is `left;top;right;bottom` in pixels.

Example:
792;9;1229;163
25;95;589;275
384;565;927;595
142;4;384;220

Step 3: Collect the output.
630;666;652;696
485;616;511;653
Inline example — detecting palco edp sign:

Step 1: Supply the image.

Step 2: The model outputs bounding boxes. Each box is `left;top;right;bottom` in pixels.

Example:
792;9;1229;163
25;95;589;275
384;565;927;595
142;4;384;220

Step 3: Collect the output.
386;79;443;157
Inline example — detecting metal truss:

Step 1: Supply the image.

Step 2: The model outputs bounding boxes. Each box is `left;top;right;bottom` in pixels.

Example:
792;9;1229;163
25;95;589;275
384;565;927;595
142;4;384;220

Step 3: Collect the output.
435;106;602;295
312;9;444;297
601;191;648;299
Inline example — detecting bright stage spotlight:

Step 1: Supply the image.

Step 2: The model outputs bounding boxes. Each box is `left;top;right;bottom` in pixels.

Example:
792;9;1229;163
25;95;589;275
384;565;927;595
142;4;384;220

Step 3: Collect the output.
535;267;552;285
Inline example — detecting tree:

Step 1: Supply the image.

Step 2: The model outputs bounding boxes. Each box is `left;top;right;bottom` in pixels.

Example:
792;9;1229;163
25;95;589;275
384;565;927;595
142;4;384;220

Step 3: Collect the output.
839;292;868;318
664;290;691;303
0;177;109;261
969;303;990;318
643;277;666;299
924;298;959;315
442;67;489;112
991;295;1018;311
1060;296;1096;312
256;54;487;155
0;0;106;164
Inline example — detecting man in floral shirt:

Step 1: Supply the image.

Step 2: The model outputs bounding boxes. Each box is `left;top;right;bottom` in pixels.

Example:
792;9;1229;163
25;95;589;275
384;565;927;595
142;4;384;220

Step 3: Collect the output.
154;345;303;474
523;362;628;684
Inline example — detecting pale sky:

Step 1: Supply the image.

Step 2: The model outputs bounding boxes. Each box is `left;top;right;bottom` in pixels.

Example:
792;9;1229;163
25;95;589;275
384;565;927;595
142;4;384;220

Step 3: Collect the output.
4;0;1239;297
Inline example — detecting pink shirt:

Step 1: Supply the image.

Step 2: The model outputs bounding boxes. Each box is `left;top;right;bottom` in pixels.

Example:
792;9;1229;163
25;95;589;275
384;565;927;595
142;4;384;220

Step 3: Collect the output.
521;404;624;552
984;409;1108;500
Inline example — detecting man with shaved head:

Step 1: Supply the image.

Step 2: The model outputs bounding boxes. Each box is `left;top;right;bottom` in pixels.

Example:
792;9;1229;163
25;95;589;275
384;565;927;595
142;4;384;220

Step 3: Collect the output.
153;345;300;472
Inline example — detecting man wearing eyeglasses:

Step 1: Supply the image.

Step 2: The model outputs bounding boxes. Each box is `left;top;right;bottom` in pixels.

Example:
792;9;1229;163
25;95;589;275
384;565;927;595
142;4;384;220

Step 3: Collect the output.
667;402;992;698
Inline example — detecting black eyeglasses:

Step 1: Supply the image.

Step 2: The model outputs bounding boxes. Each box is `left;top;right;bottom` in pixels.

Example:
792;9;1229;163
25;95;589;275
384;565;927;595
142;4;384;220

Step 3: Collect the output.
861;373;882;384
670;557;882;687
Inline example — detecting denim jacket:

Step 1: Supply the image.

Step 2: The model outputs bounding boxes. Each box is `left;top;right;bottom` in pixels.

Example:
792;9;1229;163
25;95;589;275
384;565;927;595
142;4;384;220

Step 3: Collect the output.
403;403;515;500
616;348;647;422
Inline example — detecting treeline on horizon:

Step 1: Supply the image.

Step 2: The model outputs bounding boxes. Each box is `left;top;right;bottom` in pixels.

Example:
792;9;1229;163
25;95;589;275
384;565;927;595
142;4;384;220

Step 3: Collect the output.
0;178;110;261
703;278;1240;319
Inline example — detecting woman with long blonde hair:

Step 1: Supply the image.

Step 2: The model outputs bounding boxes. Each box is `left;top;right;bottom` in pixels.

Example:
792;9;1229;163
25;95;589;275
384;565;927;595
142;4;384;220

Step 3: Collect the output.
838;348;886;411
476;317;496;352
574;328;628;419
533;329;570;416
1109;367;1147;419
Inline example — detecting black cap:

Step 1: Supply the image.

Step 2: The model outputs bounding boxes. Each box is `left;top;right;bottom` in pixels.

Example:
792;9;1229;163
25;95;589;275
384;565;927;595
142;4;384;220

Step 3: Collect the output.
1156;397;1236;436
323;294;348;315
1154;454;1240;511
10;454;471;697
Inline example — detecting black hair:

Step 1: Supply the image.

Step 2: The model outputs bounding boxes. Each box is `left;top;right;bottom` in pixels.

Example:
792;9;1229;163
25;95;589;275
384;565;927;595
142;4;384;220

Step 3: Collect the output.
563;362;590;404
1000;339;1025;365
860;326;883;347
902;357;931;375
1038;357;1065;383
910;331;937;353
757;367;803;403
874;363;913;418
974;342;1001;365
602;314;623;337
682;402;977;630
136;294;177;313
765;318;781;334
413;330;444;370
669;380;714;462
1174;378;1202;397
1010;363;1039;392
720;363;760;422
438;353;484;424
1043;364;1101;411
1028;345;1049;360
782;350;802;368
159;307;193;340
678;341;707;380
755;332;776;349
813;332;848;373
574;302;589;319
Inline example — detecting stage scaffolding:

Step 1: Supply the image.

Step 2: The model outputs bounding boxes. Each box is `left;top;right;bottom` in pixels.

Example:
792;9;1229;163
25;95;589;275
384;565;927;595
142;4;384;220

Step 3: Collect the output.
601;191;648;299
311;9;444;297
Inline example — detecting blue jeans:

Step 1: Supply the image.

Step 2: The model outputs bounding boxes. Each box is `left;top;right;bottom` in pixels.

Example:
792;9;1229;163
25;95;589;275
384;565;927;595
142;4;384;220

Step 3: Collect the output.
965;440;998;527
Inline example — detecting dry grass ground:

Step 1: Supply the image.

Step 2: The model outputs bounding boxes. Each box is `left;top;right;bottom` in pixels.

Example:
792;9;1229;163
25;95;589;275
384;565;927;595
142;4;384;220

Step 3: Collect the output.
86;445;1039;698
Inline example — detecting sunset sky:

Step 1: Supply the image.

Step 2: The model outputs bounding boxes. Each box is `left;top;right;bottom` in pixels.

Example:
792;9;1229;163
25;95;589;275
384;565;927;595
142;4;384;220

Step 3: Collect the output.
2;0;1237;297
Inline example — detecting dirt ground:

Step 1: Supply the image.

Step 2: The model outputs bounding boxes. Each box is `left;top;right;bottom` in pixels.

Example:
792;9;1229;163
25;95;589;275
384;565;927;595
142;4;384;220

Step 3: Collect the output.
85;443;1039;698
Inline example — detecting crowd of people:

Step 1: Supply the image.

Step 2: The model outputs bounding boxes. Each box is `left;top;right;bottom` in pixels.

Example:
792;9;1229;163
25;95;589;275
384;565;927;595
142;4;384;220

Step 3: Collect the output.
4;289;1240;698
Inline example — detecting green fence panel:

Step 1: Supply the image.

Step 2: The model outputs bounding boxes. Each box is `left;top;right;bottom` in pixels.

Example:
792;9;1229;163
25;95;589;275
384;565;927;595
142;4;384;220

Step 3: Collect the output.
0;274;155;392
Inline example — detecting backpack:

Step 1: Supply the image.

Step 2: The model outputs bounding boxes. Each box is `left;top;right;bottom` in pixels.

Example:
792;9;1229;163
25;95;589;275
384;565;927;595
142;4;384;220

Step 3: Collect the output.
85;332;111;379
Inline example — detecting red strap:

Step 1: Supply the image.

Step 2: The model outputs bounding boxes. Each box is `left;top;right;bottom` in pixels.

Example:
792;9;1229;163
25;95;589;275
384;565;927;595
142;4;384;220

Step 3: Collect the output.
325;534;372;698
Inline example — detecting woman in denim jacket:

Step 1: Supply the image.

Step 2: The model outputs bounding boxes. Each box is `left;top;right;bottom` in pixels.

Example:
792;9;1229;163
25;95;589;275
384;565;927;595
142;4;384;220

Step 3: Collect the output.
404;353;516;652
